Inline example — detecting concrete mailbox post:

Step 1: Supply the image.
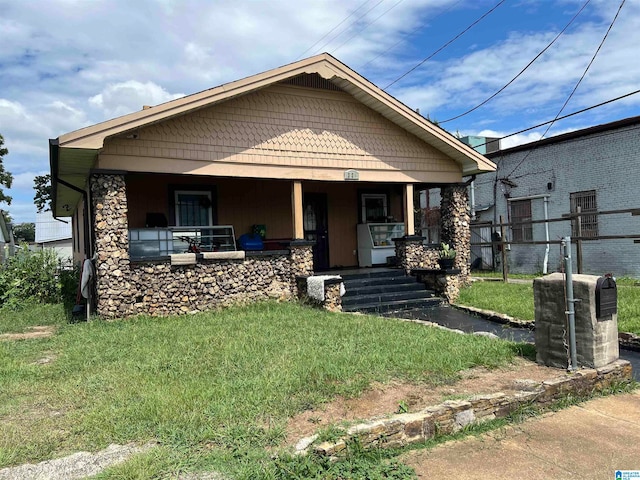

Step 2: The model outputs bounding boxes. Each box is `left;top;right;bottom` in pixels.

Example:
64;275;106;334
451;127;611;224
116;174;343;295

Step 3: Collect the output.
534;273;619;369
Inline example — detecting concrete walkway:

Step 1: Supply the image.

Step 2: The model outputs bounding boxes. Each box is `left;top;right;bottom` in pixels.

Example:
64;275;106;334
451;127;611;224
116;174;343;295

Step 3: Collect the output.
403;389;640;479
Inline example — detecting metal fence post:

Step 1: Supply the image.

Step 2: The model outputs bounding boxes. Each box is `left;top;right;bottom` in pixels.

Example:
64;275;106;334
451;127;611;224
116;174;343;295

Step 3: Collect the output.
499;215;508;282
562;236;578;370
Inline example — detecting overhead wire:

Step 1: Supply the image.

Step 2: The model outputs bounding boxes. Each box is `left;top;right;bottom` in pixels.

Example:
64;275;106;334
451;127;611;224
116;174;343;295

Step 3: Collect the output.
472;88;640;150
504;0;626;179
308;0;387;57
296;0;373;59
332;0;406;54
383;0;507;90
359;0;464;70
439;0;591;124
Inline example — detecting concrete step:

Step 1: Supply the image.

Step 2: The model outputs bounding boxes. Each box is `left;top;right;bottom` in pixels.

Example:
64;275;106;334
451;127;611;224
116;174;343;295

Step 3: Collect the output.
343;282;427;297
342;296;443;313
342;289;435;307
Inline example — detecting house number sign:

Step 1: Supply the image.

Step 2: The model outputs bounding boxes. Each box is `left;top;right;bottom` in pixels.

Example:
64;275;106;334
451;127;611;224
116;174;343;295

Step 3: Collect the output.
344;169;360;181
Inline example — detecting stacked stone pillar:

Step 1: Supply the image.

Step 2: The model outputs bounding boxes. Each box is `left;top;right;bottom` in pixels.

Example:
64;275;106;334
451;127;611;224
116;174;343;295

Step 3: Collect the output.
91;174;134;318
440;185;471;279
394;236;438;275
289;241;314;295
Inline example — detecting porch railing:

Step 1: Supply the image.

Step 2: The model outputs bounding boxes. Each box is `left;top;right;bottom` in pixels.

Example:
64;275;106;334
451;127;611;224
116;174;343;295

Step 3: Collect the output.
129;225;236;259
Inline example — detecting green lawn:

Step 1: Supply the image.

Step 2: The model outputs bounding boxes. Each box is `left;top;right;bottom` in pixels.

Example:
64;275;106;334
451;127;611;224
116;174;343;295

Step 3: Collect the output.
0;302;68;334
0;301;522;479
457;280;640;335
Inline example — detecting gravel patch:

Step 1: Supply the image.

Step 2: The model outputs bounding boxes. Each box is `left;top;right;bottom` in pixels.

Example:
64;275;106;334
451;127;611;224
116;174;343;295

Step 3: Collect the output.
0;443;155;480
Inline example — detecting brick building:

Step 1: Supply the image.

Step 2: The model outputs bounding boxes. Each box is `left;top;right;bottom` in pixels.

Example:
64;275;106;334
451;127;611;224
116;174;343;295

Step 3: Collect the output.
471;115;640;277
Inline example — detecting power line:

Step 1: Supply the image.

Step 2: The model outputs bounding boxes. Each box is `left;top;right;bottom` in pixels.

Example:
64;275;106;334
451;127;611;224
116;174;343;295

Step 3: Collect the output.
359;0;464;70
383;0;507;90
440;0;591;124
504;0;626;179
473;88;640;149
308;0;387;57
332;0;406;54
296;0;373;60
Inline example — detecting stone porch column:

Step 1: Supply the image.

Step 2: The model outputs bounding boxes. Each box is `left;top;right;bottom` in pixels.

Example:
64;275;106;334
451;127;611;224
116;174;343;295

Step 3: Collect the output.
290;240;314;296
91;173;134;318
440;184;471;279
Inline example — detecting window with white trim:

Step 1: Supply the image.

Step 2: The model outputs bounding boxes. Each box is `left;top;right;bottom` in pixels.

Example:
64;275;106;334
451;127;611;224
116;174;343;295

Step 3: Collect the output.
174;191;213;226
510;199;532;241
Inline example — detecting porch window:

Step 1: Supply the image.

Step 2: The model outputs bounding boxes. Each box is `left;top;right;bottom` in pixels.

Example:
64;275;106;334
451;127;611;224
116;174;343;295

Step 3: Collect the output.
510;199;532;241
361;194;388;223
570;190;598;238
175;191;213;226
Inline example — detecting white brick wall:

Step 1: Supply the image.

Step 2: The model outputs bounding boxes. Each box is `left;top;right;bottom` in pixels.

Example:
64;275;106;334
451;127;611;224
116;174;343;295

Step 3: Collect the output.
470;122;640;277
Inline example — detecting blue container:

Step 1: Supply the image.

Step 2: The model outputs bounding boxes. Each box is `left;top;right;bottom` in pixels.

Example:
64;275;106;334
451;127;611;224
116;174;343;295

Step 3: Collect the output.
238;233;264;251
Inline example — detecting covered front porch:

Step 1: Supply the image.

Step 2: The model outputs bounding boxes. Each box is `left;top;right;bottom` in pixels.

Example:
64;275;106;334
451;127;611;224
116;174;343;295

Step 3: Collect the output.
124;172;421;269
87;171;471;317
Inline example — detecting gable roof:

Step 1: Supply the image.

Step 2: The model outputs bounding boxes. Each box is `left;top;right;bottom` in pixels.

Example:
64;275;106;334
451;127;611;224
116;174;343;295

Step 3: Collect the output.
50;53;495;216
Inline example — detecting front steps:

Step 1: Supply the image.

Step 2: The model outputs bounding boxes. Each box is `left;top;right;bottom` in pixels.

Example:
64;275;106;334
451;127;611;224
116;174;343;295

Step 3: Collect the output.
340;269;442;313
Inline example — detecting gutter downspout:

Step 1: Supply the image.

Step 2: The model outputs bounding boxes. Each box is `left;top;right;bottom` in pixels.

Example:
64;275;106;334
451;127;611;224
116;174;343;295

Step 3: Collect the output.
543;196;550;274
463;175;477;220
507;194;551;274
470;181;476;220
56;177;92;258
50;139;92;258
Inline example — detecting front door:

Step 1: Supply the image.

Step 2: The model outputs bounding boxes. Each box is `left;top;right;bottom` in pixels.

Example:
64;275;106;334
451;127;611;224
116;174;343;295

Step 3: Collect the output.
303;193;329;271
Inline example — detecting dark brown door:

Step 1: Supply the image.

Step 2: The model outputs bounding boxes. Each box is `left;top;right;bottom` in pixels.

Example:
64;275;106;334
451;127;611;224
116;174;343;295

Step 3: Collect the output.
303;193;330;271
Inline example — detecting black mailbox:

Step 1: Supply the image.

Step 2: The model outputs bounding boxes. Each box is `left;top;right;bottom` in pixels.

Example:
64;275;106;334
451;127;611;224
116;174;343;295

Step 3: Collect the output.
596;274;617;318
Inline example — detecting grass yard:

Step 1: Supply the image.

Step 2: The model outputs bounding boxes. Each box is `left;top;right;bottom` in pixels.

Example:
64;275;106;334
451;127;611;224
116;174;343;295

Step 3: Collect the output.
0;302;68;334
0;301;524;479
457;279;640;335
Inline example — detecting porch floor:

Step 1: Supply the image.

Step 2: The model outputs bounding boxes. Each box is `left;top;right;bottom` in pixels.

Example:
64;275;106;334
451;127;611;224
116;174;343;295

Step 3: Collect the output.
323;266;402;276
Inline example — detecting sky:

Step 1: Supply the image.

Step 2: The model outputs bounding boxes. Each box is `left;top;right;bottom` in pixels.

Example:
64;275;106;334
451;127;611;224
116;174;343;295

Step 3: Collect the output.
1;0;639;224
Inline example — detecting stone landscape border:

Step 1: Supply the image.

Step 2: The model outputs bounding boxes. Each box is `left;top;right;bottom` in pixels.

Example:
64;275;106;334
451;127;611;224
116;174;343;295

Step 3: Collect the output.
454;304;640;352
298;359;632;458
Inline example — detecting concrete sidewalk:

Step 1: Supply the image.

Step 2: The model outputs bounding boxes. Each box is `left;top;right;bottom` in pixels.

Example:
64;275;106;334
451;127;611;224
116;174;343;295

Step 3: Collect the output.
403;390;640;479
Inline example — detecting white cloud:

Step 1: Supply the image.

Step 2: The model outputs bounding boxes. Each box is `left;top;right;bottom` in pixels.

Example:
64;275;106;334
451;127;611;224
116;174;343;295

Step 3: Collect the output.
89;81;185;118
2;0;639;223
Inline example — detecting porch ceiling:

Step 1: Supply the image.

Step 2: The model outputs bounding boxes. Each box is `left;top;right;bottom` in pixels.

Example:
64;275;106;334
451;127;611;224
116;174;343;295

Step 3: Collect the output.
50;53;495;217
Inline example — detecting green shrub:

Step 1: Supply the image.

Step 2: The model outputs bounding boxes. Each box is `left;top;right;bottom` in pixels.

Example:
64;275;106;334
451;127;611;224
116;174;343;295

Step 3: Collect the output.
0;246;67;309
59;263;81;306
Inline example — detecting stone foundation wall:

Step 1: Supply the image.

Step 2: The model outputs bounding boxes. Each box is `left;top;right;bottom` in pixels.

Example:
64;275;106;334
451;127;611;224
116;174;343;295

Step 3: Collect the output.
90;173;315;318
129;255;292;316
309;359;632;458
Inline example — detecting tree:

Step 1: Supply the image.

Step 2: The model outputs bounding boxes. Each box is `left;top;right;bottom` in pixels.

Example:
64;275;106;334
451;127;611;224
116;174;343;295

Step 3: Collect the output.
34;174;52;213
13;223;35;243
0;134;13;205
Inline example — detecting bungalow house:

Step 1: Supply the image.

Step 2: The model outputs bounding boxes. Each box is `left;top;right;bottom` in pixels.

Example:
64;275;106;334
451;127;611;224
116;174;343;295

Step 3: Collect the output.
49;53;495;317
